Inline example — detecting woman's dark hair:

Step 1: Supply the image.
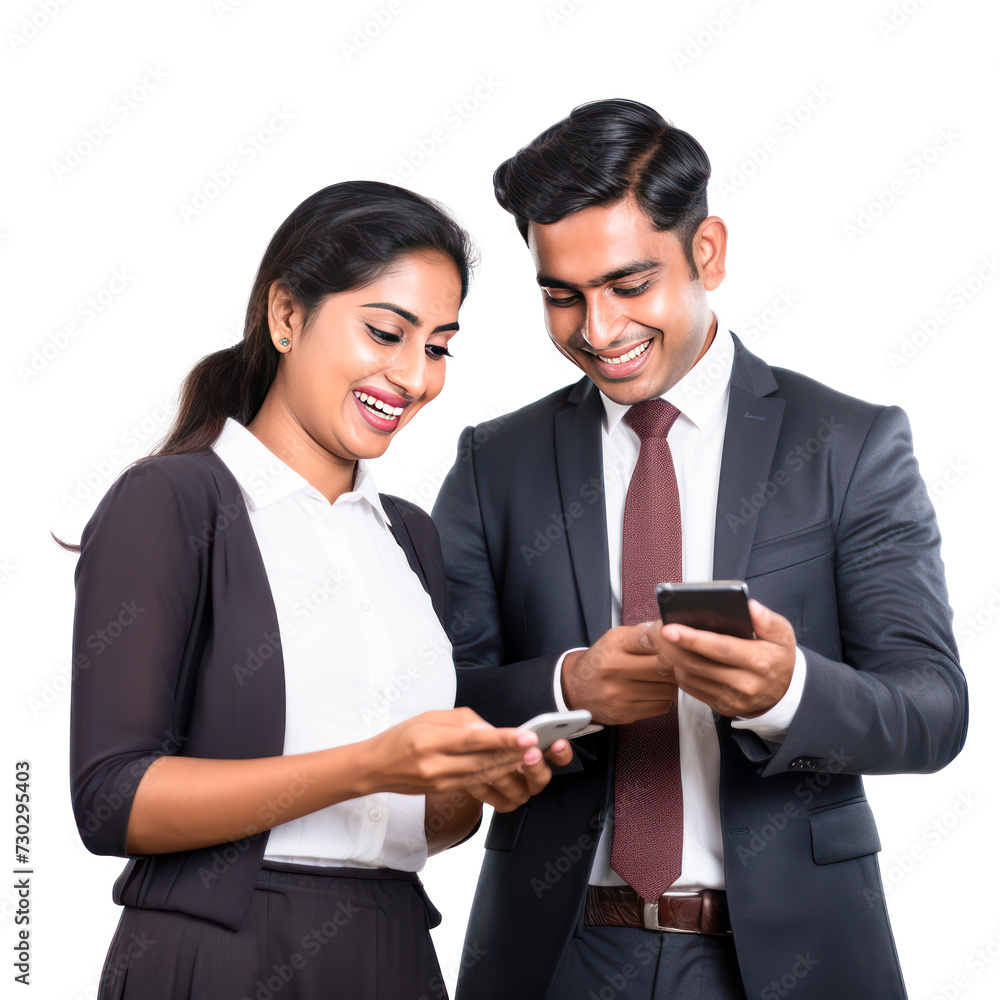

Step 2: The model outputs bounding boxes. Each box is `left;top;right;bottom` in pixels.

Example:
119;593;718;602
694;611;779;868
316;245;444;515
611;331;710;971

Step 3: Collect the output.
493;98;711;278
53;180;476;552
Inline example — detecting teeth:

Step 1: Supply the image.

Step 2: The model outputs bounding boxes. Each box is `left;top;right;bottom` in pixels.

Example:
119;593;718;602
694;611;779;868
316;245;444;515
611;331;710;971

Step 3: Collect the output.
601;339;650;365
365;402;398;421
354;391;403;420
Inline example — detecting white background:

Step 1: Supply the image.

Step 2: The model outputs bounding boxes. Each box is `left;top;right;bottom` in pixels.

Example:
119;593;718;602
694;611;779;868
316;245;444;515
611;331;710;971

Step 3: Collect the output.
5;0;998;997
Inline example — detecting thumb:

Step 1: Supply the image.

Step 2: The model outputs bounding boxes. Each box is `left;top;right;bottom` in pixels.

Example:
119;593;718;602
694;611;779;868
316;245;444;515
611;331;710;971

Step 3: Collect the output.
620;620;658;652
748;599;791;644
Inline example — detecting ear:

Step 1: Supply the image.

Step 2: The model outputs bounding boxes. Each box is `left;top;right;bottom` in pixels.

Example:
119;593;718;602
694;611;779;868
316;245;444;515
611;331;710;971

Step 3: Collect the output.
266;280;305;347
693;216;728;292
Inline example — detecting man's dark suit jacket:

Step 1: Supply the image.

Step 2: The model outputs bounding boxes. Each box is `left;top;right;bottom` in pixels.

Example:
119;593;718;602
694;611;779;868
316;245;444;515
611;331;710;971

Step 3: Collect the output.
431;332;968;1000
70;446;448;932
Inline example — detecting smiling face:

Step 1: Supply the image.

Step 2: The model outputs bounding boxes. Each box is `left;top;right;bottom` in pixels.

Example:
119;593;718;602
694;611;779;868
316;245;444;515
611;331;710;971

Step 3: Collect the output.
528;197;727;405
255;250;462;479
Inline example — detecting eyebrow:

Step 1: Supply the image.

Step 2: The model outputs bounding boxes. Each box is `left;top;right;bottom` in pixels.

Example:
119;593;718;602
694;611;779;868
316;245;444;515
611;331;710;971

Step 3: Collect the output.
361;302;459;333
535;259;662;290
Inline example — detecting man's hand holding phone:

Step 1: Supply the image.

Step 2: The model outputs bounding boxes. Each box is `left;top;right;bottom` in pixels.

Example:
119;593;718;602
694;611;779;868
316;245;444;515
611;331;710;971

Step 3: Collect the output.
560;624;680;725
648;583;797;718
560;582;797;722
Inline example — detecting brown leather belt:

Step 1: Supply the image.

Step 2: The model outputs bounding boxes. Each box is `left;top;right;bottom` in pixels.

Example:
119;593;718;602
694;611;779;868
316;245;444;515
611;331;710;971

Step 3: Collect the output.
585;885;731;935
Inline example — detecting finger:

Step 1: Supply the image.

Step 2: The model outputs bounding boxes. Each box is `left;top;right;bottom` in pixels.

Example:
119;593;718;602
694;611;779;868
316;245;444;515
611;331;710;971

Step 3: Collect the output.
589;672;678;701
611;651;674;681
656;623;762;669
486;744;549;779
664;632;790;696
636;657;678;683
435;725;534;755
669;645;754;688
511;746;542;775
672;672;744;717
575;647;668;683
466;778;527;813
621;699;679;722
621;666;677;701
671;657;752;703
481;764;553;807
519;757;553;796
433;748;528;779
459;755;528;786
748;598;794;644
616;621;665;654
543;740;574;767
649;633;727;676
638;622;659;650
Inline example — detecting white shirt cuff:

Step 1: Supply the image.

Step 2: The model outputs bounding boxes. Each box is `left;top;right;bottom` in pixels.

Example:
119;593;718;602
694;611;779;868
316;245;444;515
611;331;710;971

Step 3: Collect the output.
730;645;807;742
553;647;589;713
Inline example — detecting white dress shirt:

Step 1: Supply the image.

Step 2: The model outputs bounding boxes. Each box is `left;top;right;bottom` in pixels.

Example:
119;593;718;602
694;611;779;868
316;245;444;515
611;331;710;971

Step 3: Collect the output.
211;416;456;871
552;320;807;890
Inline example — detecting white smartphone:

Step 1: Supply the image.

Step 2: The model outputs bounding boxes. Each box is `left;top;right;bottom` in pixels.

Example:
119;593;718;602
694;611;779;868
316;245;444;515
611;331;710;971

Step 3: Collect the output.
519;710;595;750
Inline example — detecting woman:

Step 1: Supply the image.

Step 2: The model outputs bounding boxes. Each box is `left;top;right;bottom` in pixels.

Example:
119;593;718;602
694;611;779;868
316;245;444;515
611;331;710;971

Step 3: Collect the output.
60;180;572;999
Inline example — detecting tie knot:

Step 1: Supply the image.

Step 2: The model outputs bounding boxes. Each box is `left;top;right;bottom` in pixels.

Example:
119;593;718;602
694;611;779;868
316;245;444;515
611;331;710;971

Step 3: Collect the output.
624;398;680;440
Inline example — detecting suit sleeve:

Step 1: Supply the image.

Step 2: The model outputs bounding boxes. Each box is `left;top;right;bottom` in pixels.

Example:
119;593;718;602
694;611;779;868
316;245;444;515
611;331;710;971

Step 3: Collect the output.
69;460;202;856
760;404;968;777
432;426;561;728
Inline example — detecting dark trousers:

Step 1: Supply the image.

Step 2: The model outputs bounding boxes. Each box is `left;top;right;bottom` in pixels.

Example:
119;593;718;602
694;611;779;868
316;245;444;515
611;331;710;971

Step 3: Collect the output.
97;861;446;1000
545;923;747;1000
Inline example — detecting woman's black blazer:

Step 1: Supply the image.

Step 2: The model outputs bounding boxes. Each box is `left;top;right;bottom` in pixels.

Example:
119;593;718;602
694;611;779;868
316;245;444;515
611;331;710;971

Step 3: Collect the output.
70;448;449;932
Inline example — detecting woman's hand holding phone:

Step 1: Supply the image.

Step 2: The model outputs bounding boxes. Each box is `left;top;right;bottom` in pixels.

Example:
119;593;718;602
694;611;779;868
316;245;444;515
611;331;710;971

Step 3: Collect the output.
365;707;571;802
363;707;576;855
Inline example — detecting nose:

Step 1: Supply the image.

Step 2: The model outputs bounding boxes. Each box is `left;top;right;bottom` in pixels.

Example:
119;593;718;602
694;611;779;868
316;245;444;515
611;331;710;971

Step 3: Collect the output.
580;292;625;351
384;338;429;400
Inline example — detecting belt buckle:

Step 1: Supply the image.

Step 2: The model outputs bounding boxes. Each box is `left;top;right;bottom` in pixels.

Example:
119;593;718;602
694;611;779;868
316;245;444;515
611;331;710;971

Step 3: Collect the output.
641;889;704;933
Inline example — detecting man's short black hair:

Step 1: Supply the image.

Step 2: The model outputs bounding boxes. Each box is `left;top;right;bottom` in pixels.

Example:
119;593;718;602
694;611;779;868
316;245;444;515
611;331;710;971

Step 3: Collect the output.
493;98;711;279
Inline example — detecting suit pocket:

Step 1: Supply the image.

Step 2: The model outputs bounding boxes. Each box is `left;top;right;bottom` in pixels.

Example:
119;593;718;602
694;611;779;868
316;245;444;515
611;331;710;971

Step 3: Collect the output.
745;520;835;579
809;798;882;865
483;804;528;852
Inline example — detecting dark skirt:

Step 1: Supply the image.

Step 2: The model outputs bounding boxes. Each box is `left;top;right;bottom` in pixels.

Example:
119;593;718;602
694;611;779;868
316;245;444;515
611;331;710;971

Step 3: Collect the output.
96;861;447;1000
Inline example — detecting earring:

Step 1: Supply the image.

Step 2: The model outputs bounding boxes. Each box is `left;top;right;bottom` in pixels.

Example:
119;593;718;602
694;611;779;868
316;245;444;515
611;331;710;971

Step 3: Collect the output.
279;338;290;347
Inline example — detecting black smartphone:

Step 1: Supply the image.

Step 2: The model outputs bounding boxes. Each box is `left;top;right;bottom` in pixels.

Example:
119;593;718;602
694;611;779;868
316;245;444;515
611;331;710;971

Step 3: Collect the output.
655;581;754;639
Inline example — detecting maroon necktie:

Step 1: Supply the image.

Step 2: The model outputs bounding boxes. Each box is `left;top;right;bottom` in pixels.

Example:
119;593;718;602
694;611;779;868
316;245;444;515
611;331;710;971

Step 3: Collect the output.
610;398;684;901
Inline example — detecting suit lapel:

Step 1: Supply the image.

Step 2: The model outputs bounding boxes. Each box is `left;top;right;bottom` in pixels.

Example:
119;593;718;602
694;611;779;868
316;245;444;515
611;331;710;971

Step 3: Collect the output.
711;334;785;736
381;495;445;628
196;447;287;756
712;335;785;581
554;377;612;646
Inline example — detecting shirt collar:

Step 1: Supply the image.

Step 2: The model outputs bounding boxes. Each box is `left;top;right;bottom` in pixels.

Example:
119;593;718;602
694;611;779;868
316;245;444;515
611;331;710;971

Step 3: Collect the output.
599;315;735;436
210;416;392;527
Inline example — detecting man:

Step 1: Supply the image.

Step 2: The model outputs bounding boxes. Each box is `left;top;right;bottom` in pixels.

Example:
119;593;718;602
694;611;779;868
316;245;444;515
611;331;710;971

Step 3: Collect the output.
431;99;967;999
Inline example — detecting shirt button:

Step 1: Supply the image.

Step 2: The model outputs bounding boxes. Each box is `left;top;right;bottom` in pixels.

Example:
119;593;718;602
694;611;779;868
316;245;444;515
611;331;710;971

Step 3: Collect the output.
360;602;370;612
368;807;383;822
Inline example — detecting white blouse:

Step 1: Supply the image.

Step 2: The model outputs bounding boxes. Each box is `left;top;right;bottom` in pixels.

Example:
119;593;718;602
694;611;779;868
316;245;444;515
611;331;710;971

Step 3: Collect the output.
211;416;457;871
